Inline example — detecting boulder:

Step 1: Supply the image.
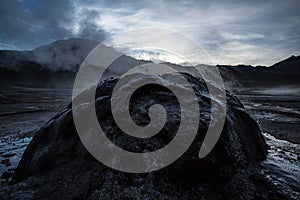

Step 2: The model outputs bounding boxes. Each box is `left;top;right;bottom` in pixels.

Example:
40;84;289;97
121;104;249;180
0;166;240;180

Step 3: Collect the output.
11;73;268;199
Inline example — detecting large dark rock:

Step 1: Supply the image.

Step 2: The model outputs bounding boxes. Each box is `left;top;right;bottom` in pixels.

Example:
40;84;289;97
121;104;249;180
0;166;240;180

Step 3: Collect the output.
8;73;269;199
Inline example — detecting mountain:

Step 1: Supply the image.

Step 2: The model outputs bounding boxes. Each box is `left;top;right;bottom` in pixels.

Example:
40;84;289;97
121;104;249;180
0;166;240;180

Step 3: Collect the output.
32;38;99;72
271;55;300;74
0;38;99;72
217;55;300;89
0;38;299;91
0;38;99;87
0;38;145;87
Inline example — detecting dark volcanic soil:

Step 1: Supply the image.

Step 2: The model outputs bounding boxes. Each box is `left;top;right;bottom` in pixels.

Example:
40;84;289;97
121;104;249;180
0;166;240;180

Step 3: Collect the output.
238;95;300;144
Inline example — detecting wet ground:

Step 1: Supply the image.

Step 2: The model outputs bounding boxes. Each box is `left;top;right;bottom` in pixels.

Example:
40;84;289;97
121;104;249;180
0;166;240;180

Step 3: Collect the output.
0;85;71;176
237;94;300;143
0;86;299;197
0;85;71;137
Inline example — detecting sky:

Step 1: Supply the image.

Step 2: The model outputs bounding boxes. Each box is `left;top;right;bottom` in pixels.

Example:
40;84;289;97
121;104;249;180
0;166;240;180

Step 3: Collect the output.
0;0;299;66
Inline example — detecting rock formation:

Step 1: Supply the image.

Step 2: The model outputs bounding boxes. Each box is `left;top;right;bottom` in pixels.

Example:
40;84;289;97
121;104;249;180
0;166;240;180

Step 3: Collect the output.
0;72;273;199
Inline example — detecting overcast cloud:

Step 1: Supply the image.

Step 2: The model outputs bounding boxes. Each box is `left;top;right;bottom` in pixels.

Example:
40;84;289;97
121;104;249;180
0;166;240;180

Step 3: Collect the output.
0;0;299;65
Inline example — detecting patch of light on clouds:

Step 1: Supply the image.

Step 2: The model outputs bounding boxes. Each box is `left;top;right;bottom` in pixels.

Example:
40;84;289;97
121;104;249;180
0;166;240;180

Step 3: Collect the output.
95;2;260;65
103;28;220;66
11;0;294;66
90;0;299;66
127;49;188;65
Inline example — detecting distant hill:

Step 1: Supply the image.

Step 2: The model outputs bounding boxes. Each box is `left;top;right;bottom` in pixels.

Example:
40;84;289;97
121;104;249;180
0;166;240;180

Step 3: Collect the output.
0;38;299;91
0;38;144;87
271;55;300;74
0;38;99;72
217;55;300;89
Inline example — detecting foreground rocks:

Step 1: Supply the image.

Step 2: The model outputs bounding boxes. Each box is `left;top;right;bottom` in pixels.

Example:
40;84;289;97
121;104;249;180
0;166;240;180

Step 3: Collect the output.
0;73;280;199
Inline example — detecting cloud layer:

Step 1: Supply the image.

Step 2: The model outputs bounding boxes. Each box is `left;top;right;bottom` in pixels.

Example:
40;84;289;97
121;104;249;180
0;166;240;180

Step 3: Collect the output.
0;0;299;65
0;0;107;50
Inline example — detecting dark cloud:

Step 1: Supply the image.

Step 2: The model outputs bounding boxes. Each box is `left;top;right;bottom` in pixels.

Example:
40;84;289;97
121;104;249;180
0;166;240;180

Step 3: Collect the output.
0;0;299;65
77;9;107;41
0;0;107;50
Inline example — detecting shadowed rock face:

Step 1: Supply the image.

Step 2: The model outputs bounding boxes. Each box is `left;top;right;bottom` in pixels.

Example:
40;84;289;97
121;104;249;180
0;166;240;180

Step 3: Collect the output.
11;73;268;199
